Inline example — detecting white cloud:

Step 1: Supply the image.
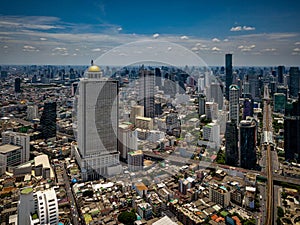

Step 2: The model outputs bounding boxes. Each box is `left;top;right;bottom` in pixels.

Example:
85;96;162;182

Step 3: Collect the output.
293;47;300;52
52;47;67;51
238;44;256;51
212;38;220;42
243;26;255;31
295;42;300;45
262;48;276;52
223;39;229;42
117;27;122;31
191;47;198;51
39;37;47;41
92;48;101;52
153;33;160;39
167;47;172;51
23;45;39;52
230;25;255;31
230;26;242;31
3;45;8;48
212;47;221;51
180;35;189;40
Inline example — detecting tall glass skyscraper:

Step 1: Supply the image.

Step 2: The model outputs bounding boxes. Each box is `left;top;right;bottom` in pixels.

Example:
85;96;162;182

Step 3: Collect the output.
40;102;57;140
229;84;240;125
73;64;121;180
225;54;233;100
139;69;155;118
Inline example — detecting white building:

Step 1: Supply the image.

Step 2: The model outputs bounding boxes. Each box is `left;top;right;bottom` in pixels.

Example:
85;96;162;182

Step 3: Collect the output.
73;64;121;180
148;130;165;143
203;122;220;147
2;131;30;163
118;123;138;160
229;84;240;125
0;144;22;175
210;83;223;110
27;105;38;121
205;102;218;120
18;187;58;225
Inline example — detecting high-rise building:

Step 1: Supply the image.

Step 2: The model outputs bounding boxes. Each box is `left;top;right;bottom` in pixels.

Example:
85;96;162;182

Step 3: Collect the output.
18;187;58;225
128;150;144;171
40;102;56;140
27;105;38;121
203;122;220;146
210;83;223;110
15;78;21;93
73;63;121;180
209;185;230;207
139;69;155;118
289;67;300;98
0;144;22;175
243;98;254;120
198;94;206;116
239;117;257;169
225;121;239;166
274;93;286;113
118;123;138;161
284;93;300;161
130;105;144;124
205;102;218;120
2;131;30;163
278;66;285;84
225;54;233;100
229;84;240;125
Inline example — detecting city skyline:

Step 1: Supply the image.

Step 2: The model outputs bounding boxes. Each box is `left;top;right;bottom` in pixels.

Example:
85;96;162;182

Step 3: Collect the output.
0;0;300;66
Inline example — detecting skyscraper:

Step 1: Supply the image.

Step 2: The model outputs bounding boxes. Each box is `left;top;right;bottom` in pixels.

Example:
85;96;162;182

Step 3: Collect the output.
15;78;21;93
40;102;57;140
284;93;300;161
243;98;254;120
139;69;155;118
278;65;285;84
73;63;121;180
18;187;58;225
225;121;239;166
225;54;233;100
289;67;300;98
229;84;240;125
239;117;257;169
210;83;223;110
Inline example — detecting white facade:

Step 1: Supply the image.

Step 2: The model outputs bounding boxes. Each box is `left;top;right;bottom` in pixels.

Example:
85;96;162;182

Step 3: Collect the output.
18;187;58;225
118;124;138;160
27;105;38;121
229;84;240;125
148;130;165;143
74;65;121;180
2;131;30;163
203;122;220;147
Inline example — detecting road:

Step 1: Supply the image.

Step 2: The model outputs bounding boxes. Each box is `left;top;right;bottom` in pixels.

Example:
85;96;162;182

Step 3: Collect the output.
263;85;274;225
62;163;81;225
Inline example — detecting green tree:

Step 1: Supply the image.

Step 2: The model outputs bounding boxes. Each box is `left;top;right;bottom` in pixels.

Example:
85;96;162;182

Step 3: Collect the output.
118;211;136;225
277;206;284;218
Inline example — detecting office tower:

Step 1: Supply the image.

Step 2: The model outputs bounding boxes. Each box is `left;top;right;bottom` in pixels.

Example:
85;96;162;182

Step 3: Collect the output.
40;102;57;140
198;77;205;93
239;117;257;169
205;102;218;120
128;150;144;171
225;121;239;166
139;69;155;118
166;112;180;135
210;83;223;110
118;124;138;161
278;66;285;84
71;82;78;96
284;93;300;161
209;185;230;207
203;122;220;146
0;144;22;175
27;105;38;121
248;73;260;100
73;63;121;180
289;67;300;98
198;94;206;116
15;78;21;93
2;131;30;163
155;67;162;87
229;84;240;125
130;105;144;124
274;93;286;113
243;81;250;95
18;187;58;225
243;98;253;120
225;54;233;100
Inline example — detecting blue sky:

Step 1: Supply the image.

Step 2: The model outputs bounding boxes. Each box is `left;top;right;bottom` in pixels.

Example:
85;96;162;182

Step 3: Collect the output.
0;0;300;66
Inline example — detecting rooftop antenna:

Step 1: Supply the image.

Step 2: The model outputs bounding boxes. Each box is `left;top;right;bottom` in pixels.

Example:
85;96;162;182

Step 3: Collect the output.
91;60;94;66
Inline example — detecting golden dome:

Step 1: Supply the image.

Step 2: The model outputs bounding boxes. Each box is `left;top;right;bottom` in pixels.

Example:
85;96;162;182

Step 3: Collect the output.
88;65;101;72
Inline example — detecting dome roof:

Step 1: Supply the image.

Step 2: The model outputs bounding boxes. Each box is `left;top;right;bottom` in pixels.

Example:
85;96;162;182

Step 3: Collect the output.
88;65;101;72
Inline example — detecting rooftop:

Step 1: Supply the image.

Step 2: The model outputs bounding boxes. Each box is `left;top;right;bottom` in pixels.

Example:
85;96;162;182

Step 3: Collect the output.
21;187;33;195
0;144;21;154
